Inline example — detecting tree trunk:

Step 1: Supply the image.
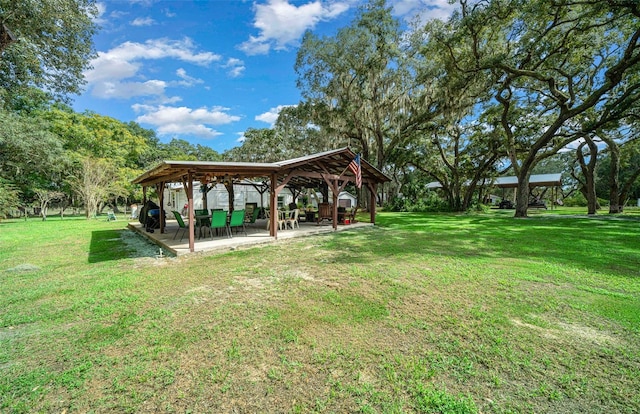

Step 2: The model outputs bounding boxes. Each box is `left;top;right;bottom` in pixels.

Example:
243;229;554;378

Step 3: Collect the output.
576;138;599;215
607;142;622;213
202;184;213;210
585;172;598;215
617;168;640;214
224;181;235;212
514;172;530;217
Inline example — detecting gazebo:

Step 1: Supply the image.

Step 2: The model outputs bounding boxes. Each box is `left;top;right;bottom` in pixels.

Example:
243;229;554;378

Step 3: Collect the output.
131;147;390;252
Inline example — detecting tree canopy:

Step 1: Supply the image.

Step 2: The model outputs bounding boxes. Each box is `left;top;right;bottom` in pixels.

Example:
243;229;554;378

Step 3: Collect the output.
0;0;98;109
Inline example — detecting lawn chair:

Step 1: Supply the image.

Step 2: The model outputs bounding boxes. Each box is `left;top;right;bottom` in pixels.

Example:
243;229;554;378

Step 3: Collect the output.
228;209;247;236
209;210;229;238
194;209;210;227
172;211;189;241
106;211;117;221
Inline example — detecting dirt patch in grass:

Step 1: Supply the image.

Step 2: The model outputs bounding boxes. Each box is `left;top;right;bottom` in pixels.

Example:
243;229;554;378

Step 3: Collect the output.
556;321;622;347
511;318;561;340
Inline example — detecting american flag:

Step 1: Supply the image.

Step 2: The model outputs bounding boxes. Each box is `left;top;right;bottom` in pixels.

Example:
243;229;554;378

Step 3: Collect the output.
348;154;362;188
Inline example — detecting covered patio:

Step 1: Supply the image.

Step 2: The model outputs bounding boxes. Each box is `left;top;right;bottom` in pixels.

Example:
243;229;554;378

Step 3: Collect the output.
127;216;374;256
131;147;390;253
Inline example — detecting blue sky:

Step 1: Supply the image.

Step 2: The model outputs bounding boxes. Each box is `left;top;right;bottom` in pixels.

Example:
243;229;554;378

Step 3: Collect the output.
73;0;455;153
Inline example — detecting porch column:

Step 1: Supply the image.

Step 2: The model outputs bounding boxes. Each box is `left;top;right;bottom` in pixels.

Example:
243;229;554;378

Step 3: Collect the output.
187;172;195;252
369;183;377;224
157;181;165;234
332;185;338;230
269;173;278;238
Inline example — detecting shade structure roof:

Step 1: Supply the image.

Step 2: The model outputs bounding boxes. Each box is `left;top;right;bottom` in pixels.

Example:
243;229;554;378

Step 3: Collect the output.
132;147;390;188
426;173;562;190
490;173;562;189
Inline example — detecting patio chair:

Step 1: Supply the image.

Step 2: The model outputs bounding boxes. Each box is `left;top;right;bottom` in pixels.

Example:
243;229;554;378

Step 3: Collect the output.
228;209;247;237
194;208;210;227
277;210;288;230
317;203;332;224
209;210;229;238
172;210;189;241
106;211;117;221
284;208;299;229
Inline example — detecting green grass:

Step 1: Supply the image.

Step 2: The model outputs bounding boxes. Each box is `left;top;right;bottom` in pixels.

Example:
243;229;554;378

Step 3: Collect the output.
1;209;639;413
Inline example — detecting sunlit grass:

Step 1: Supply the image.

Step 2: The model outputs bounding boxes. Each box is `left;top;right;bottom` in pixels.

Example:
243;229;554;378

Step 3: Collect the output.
1;209;639;413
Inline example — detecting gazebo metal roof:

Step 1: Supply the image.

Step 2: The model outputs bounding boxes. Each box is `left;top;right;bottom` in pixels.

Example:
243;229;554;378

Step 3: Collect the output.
490;173;562;189
132;147;389;188
426;173;562;189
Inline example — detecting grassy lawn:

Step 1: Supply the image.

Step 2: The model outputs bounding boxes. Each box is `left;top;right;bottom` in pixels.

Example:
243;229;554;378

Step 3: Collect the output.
1;209;639;413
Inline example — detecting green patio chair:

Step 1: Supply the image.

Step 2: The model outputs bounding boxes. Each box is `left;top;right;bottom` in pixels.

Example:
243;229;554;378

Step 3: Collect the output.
209;210;229;238
228;209;247;237
172;211;189;241
194;208;209;225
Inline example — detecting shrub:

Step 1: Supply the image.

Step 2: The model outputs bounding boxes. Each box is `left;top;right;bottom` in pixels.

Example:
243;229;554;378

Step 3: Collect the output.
385;192;451;212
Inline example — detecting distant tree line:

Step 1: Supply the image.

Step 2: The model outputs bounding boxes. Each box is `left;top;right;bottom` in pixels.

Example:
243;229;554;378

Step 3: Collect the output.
2;0;639;219
0;100;227;219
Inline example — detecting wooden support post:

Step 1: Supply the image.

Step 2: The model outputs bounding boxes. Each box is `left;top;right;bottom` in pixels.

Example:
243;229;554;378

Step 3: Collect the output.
332;184;338;230
187;172;195;252
368;183;377;224
270;173;278;238
157;181;165;234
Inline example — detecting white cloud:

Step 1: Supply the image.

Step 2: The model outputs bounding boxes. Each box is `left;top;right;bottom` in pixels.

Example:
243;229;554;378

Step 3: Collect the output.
84;38;221;99
239;0;350;55
163;8;176;18
93;2;108;25
110;10;129;19
236;132;247;143
159;96;183;105
133;105;241;139
92;80;167;99
173;68;204;86
131;17;156;26
391;0;457;22
129;0;157;5
100;38;220;66
255;105;295;125
224;58;245;78
85;55;141;84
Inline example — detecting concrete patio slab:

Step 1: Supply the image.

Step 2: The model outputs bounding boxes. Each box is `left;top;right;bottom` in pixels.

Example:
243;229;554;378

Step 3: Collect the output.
127;218;372;256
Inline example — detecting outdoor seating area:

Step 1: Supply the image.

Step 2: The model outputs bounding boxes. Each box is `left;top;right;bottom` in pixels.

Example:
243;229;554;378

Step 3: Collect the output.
130;148;390;253
128;214;371;256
